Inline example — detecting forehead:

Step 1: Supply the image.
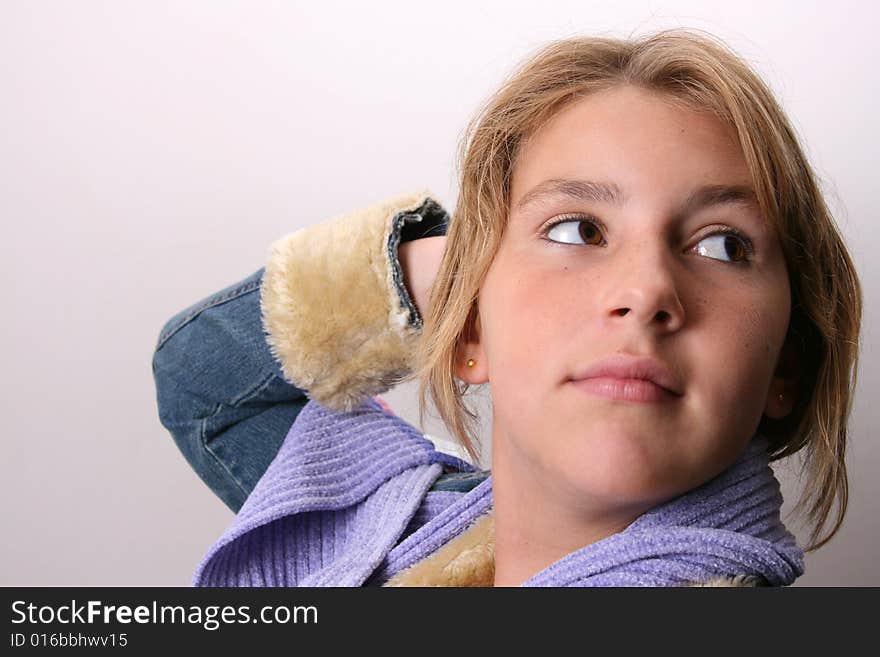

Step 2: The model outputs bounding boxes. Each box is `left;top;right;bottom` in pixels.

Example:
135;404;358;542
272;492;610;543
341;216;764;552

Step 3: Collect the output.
510;86;750;206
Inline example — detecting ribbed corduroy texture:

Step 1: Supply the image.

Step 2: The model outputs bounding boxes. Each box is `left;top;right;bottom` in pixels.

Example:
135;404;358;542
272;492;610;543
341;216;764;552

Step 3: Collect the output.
193;398;469;586
193;399;804;587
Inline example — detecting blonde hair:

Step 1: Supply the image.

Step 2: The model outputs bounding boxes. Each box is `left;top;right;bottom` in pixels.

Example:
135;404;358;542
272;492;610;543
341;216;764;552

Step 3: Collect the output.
413;28;862;552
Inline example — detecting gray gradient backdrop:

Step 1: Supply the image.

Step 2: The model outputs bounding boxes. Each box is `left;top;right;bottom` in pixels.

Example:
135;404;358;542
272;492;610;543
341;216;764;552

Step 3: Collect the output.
2;0;876;585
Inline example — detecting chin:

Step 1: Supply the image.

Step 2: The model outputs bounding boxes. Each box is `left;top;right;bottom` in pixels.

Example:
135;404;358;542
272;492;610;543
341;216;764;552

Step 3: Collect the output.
553;446;687;509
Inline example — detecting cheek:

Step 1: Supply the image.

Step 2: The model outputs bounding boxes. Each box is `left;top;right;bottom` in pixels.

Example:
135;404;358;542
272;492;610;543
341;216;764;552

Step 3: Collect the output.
479;261;569;403
483;268;568;349
695;291;787;424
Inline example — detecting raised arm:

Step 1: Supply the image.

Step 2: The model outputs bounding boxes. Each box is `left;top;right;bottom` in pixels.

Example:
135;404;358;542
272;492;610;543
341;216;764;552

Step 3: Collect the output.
259;190;448;411
151;190;450;512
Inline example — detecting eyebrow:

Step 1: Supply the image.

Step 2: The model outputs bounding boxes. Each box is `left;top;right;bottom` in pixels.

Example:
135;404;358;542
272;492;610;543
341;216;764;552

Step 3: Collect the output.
516;179;625;210
515;178;759;216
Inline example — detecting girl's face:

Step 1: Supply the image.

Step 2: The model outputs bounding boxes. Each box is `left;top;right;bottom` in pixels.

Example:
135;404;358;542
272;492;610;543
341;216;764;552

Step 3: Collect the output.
459;85;797;515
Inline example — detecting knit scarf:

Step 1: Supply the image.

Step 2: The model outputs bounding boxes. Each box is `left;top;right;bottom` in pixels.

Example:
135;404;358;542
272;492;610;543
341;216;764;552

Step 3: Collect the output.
193;398;804;587
373;435;804;586
520;435;805;586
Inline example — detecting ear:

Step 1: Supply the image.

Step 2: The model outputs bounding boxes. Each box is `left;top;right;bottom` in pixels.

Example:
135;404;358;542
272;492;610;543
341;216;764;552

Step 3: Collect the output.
763;336;801;420
452;306;489;384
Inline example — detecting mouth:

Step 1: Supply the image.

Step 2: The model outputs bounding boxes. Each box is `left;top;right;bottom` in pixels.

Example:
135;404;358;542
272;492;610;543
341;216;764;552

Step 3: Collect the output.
568;376;679;403
568;353;684;403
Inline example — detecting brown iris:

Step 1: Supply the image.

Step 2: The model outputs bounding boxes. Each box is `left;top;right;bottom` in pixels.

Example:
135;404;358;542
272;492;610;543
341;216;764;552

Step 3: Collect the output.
722;235;747;262
578;221;603;245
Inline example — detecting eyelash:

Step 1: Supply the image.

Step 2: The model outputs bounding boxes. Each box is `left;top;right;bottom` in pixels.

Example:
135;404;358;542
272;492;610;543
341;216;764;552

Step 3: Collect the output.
538;213;756;264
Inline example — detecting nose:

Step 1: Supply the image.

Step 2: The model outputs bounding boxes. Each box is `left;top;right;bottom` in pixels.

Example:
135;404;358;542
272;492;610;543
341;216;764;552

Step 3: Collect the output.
599;240;685;334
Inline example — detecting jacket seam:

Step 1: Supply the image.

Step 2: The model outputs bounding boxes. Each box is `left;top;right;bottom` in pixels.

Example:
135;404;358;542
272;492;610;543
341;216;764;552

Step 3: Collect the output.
228;369;280;407
157;276;263;350
199;402;250;500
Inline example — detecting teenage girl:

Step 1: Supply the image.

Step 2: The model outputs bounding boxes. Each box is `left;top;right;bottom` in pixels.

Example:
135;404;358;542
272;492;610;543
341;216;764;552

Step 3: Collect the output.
153;29;861;586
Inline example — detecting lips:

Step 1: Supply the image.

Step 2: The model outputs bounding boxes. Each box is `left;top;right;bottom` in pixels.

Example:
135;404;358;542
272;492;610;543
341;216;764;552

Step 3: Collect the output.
569;353;684;397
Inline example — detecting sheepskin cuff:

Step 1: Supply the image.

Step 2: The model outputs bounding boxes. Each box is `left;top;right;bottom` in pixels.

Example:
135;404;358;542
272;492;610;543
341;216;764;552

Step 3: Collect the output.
260;190;450;411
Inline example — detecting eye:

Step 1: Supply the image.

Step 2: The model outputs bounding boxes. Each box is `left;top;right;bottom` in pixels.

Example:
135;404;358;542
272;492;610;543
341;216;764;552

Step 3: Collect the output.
693;229;754;264
543;216;604;246
542;216;754;265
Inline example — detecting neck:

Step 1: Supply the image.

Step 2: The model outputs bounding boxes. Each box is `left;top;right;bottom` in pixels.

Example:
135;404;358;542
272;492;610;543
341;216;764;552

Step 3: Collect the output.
490;435;645;587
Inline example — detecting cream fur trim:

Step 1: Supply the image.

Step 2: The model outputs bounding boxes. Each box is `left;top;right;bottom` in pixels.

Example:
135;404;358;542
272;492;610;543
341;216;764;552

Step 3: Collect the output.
690;574;763;587
383;513;496;587
260;190;435;411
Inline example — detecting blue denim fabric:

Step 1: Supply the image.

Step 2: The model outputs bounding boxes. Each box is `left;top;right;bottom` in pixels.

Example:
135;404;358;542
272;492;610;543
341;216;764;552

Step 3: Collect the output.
390;197;450;330
152;265;484;513
152;199;455;513
152;268;308;513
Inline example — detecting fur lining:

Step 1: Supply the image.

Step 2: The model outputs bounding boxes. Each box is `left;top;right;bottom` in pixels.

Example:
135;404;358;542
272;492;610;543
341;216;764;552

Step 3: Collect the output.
383;513;496;587
260;190;436;411
689;574;763;587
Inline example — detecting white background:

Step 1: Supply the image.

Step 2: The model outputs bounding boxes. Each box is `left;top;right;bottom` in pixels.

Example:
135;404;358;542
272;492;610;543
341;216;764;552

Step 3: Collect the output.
1;0;876;585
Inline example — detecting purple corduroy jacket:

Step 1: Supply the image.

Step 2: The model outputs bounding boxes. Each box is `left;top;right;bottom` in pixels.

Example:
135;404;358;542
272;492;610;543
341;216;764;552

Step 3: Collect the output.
193;397;487;587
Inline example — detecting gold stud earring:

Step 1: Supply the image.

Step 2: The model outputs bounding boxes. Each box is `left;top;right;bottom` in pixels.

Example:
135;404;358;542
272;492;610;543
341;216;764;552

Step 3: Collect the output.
777;393;784;402
466;358;476;368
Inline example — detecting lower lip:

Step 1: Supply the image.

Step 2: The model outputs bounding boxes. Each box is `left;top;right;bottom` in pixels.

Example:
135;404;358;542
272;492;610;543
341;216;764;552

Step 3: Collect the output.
570;377;678;403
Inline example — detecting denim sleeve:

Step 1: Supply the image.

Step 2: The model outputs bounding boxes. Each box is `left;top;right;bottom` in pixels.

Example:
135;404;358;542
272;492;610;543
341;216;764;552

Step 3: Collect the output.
152;193;450;513
152;268;308;513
